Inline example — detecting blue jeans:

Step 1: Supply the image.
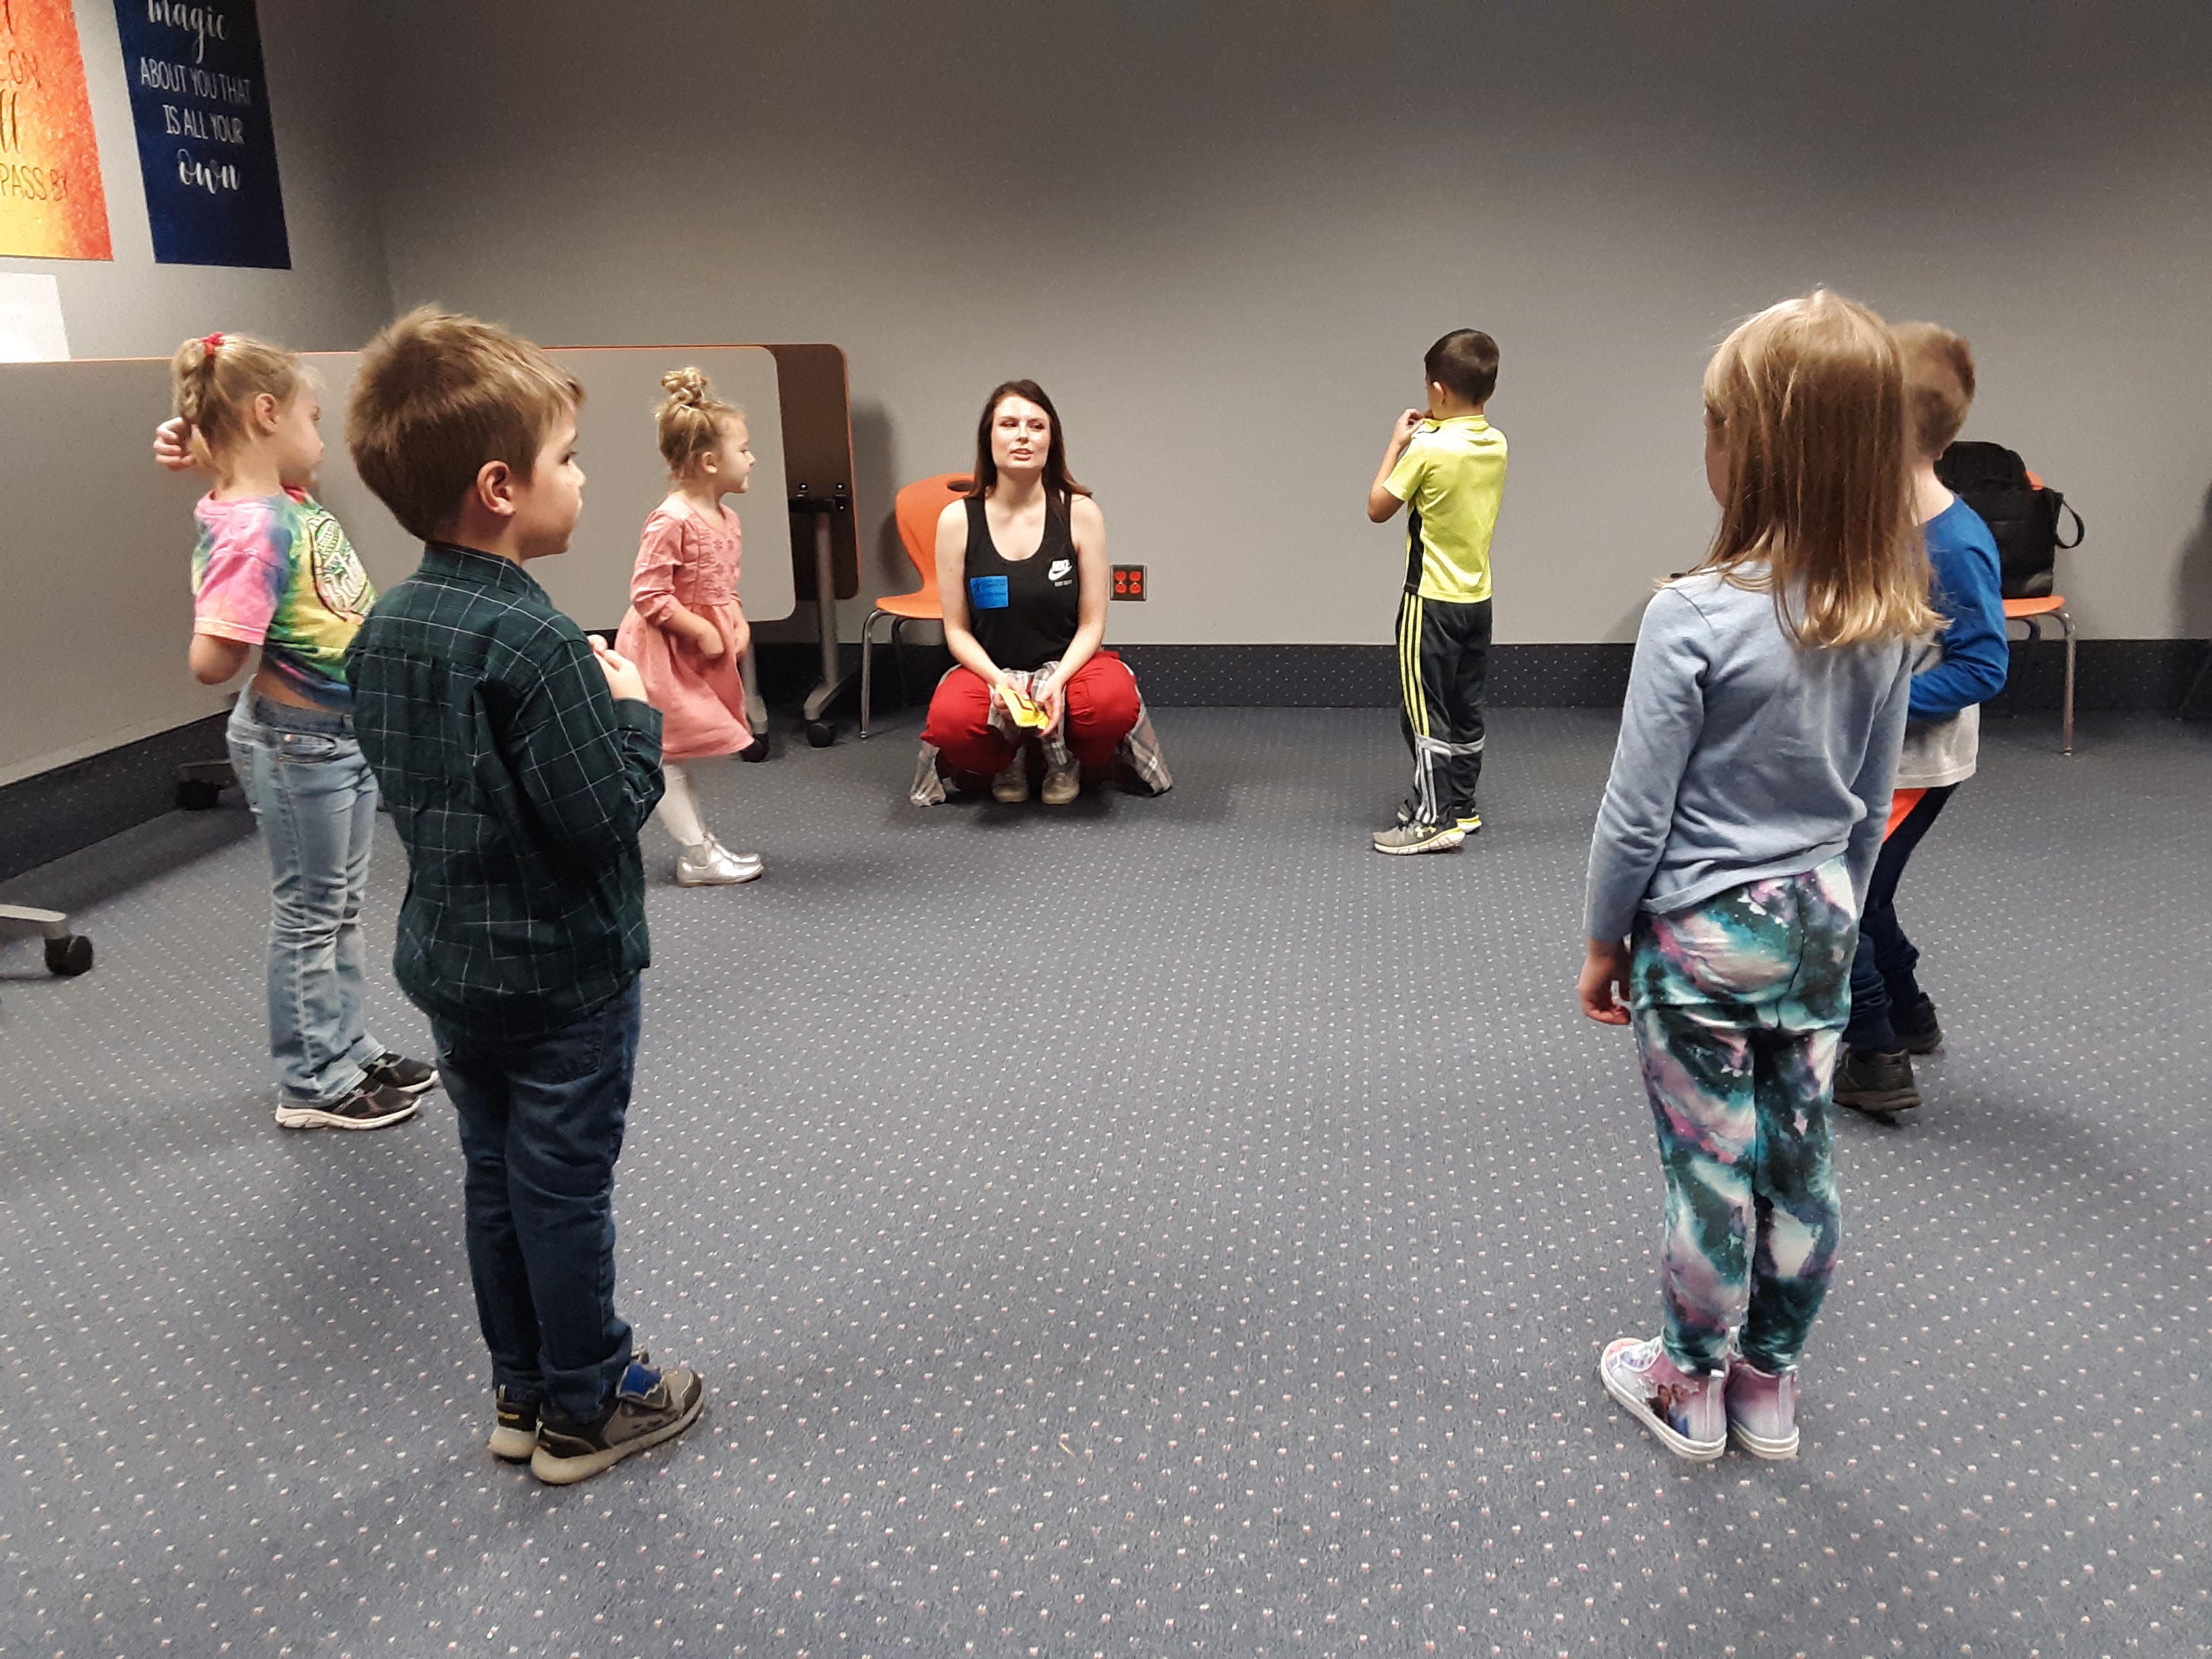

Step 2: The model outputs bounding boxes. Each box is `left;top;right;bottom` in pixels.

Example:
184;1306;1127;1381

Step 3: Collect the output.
227;695;386;1105
1844;785;1957;1054
435;979;640;1425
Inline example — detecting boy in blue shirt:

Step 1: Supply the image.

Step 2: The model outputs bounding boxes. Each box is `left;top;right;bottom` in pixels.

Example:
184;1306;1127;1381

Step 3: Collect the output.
1832;323;2010;1120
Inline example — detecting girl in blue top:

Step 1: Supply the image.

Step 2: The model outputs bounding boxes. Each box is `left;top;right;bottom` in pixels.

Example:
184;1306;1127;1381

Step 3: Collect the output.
1830;324;2009;1119
1578;291;1936;1462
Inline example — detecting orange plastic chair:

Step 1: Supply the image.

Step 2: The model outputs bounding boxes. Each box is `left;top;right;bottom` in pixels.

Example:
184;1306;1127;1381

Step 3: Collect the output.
860;473;970;738
2004;468;2076;756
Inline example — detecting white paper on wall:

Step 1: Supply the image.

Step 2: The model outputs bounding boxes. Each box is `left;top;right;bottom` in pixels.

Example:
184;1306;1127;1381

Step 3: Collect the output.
0;274;72;363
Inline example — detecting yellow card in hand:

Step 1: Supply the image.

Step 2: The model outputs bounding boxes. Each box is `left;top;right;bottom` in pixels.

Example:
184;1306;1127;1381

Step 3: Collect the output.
1002;687;1050;729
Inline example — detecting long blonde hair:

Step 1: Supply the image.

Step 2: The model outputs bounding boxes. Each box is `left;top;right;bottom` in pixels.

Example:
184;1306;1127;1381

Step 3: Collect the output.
655;366;742;478
1697;290;1938;649
169;331;305;469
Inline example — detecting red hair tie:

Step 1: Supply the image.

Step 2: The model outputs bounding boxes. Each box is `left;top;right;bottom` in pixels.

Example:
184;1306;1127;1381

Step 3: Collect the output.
203;332;223;352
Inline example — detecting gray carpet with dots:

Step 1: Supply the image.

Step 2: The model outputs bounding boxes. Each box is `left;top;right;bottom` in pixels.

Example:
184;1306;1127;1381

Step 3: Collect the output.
2;705;2205;1658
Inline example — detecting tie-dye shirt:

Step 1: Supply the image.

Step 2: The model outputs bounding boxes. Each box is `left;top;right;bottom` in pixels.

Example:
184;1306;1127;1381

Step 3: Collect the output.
191;490;377;711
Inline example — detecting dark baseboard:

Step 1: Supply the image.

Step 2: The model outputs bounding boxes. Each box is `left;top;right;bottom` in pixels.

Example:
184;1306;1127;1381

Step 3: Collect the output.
5;638;2205;880
819;637;2212;713
0;713;232;884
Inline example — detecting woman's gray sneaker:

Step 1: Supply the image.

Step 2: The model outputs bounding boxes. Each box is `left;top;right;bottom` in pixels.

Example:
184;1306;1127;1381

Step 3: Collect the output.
531;1355;706;1485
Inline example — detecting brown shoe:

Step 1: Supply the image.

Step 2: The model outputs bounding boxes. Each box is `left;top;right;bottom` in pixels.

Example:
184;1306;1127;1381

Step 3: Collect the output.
531;1353;706;1485
1041;756;1080;804
1833;1048;1921;1118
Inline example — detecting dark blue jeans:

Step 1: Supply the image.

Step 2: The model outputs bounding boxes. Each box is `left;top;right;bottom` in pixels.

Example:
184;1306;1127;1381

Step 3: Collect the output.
1845;785;1956;1054
434;979;641;1425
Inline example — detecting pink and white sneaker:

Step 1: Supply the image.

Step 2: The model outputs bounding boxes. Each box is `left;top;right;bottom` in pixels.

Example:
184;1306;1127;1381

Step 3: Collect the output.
1600;1336;1726;1460
1724;1360;1800;1459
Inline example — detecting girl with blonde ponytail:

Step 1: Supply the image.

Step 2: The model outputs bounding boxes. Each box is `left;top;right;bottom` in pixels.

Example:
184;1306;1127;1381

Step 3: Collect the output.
612;367;764;884
1578;290;1927;1465
160;329;436;1130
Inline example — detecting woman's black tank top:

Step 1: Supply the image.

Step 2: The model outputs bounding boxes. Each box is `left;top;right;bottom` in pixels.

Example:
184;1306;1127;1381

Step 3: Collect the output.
962;495;1082;672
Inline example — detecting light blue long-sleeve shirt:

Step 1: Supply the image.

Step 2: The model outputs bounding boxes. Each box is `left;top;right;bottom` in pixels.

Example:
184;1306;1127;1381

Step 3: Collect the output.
1584;569;1915;943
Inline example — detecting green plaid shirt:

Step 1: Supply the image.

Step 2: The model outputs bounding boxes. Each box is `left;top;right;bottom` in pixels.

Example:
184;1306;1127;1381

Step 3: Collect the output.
346;544;665;1041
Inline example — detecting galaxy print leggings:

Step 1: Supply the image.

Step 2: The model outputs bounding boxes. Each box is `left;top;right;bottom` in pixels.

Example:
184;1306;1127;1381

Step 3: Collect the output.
1629;857;1853;1376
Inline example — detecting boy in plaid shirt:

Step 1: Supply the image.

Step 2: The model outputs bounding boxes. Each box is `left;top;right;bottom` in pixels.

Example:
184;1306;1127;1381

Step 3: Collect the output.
344;308;705;1484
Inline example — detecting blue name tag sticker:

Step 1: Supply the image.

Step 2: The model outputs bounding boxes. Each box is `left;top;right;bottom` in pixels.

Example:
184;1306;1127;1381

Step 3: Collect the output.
969;575;1010;610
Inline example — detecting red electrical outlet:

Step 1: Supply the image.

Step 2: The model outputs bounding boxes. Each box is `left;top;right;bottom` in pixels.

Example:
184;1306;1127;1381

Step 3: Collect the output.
1112;564;1147;600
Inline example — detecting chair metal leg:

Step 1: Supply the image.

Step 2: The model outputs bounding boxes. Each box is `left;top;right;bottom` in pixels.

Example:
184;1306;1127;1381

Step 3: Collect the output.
859;609;886;739
890;617;911;708
2060;609;2075;756
739;649;767;738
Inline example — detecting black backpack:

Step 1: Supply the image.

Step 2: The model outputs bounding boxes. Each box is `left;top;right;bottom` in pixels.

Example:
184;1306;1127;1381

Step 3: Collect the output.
1933;440;2085;600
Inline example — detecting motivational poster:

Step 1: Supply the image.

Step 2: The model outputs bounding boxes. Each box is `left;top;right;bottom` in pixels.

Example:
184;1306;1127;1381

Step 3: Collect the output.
112;0;288;267
0;0;114;260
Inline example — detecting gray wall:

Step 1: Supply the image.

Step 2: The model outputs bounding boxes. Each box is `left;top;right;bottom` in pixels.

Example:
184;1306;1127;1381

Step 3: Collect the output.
365;1;2212;647
0;3;392;358
0;3;395;780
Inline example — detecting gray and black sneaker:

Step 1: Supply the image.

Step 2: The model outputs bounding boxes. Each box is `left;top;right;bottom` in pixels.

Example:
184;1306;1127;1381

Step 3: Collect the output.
489;1387;541;1462
1890;997;1944;1056
1833;1048;1921;1118
531;1353;706;1486
1372;820;1466;855
273;1082;422;1131
366;1051;440;1097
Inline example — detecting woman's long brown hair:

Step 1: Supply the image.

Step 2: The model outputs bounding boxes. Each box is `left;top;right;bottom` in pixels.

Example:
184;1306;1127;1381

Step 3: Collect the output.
964;380;1090;515
1697;290;1940;649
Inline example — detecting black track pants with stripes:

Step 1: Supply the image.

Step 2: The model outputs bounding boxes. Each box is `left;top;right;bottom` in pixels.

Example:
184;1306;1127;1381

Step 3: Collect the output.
1395;591;1490;827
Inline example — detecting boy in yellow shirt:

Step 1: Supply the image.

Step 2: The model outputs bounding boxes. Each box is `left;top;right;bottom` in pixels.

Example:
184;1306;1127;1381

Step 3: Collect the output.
1366;328;1507;854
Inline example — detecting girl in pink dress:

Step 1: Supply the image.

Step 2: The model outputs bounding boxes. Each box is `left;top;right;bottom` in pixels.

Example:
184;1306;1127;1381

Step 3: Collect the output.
615;368;764;885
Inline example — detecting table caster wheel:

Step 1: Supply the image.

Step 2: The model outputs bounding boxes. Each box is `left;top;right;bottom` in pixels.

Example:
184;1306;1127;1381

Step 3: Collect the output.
739;737;771;763
806;720;836;748
45;934;93;977
176;778;224;811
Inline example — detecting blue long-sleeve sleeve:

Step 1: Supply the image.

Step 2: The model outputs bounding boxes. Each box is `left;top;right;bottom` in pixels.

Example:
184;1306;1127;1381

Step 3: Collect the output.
1909;501;2009;722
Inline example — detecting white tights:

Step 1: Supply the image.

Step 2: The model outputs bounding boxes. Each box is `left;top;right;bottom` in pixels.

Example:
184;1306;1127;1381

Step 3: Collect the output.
655;762;709;848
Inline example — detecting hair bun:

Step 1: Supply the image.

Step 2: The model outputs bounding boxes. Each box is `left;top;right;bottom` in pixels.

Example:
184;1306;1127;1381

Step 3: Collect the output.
661;366;712;407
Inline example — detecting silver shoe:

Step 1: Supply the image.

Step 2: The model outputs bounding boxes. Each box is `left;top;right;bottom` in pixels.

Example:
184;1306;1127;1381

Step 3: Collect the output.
991;758;1030;803
676;837;764;886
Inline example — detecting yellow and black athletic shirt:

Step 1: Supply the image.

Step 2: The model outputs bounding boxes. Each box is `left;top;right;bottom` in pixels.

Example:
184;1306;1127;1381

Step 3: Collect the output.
1382;415;1508;604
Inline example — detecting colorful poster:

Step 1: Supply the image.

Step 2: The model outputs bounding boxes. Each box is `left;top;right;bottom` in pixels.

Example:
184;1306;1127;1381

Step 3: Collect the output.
112;0;288;268
0;0;114;260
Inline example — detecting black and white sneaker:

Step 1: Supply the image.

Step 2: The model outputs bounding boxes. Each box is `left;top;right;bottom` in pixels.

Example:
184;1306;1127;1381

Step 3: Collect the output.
365;1052;440;1096
274;1082;422;1131
531;1353;706;1486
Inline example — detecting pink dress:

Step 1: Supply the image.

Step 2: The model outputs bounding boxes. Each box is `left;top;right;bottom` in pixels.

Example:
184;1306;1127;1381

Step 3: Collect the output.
615;505;752;760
